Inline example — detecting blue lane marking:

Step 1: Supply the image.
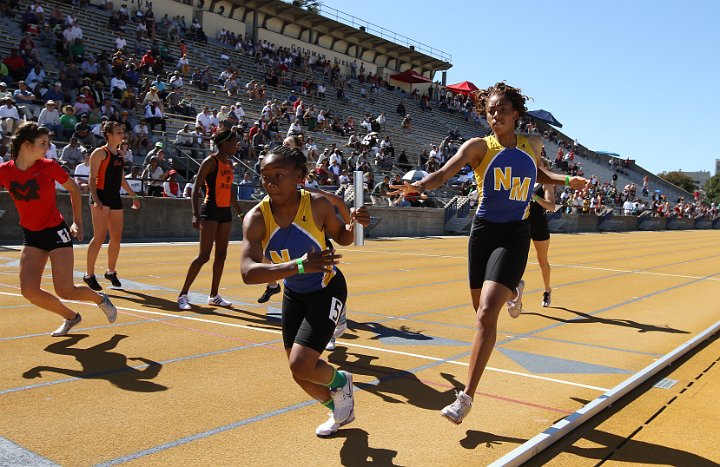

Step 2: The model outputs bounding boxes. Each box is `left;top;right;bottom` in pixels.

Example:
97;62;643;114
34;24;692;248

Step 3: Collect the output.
497;348;633;374
95;350;472;466
0;340;281;396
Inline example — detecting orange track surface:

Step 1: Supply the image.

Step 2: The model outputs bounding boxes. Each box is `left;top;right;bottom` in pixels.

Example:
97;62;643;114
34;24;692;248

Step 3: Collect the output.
0;230;718;466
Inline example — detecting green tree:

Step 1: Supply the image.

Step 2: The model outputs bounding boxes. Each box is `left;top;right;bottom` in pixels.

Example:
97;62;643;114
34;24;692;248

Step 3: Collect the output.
292;0;321;13
703;174;720;203
658;171;696;193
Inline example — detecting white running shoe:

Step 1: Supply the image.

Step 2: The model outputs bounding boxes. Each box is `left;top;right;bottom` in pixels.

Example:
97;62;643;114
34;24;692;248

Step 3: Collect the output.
331;371;354;424
542;291;551;308
333;307;347;338
441;390;473;424
325;338;336;351
315;410;355;437
506;279;525;318
208;295;232;307
178;294;191;310
51;313;82;337
98;293;117;323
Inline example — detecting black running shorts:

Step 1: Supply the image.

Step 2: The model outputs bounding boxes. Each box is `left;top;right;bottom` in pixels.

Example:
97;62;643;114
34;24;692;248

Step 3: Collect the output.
281;269;347;353
529;208;550;242
199;204;232;223
468;217;530;291
92;189;123;210
23;221;74;252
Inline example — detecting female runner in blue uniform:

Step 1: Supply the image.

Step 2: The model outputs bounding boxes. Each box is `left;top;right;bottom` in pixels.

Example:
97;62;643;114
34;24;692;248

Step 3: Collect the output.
240;145;369;437
404;82;588;424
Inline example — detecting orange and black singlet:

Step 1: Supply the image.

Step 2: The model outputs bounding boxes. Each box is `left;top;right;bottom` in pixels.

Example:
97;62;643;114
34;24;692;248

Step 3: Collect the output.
203;155;233;208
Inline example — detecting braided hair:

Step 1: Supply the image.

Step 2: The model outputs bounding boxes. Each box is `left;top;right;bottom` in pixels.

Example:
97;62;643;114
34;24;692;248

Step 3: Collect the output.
268;145;308;178
10;121;49;160
472;82;530;129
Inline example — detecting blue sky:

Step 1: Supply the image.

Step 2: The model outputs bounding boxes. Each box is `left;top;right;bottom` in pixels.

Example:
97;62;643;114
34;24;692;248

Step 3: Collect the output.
323;0;720;175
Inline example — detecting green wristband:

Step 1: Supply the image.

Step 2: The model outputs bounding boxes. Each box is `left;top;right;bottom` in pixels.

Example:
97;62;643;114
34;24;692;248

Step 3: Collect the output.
565;175;570;186
296;258;305;275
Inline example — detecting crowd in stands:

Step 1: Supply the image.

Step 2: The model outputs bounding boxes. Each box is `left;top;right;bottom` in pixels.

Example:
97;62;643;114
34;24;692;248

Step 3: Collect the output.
0;0;716;220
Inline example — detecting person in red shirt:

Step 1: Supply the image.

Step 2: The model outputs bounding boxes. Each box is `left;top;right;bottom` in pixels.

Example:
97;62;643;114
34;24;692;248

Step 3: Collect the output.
0;122;117;337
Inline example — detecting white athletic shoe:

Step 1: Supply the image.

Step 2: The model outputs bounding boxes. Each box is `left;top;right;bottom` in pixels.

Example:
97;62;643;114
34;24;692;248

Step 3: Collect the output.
98;293;117;323
208;295;232;307
51;313;82;337
315;410;355;437
178;294;191;310
325;338;336;351
333;307;347;338
331;371;354;424
506;280;525;318
441;390;473;424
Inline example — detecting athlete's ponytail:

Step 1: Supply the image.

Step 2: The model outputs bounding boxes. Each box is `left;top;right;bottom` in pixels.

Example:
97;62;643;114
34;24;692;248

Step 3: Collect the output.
10;121;49;160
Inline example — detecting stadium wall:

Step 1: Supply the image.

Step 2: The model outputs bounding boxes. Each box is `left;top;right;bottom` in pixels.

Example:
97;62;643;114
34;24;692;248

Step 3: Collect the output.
1;194;717;244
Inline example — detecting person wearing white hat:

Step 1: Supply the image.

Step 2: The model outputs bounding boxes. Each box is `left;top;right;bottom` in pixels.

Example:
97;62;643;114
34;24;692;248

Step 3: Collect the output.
38;100;63;138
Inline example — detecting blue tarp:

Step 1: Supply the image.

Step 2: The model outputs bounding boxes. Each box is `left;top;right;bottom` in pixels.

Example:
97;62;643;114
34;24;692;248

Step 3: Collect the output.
528;109;562;128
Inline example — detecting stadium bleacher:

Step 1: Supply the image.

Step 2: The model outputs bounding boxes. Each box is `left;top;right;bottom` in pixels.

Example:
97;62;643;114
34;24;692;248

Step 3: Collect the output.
1;0;701;234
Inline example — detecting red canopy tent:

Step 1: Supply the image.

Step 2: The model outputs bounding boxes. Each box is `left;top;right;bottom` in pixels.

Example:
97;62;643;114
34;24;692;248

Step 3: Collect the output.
389;69;433;83
445;81;479;96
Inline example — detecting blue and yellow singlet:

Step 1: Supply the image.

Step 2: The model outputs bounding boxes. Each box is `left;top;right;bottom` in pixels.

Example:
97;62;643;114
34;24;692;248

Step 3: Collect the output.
473;134;538;222
259;189;336;294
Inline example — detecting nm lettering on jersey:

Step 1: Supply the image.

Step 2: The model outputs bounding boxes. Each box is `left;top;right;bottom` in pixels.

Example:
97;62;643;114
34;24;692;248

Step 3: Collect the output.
474;135;537;222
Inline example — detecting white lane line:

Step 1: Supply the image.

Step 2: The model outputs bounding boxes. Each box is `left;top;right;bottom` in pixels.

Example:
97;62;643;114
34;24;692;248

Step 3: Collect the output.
0;291;608;392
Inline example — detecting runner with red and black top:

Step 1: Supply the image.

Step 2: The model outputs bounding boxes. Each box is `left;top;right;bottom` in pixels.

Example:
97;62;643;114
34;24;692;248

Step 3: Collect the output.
84;121;141;291
0;122;118;337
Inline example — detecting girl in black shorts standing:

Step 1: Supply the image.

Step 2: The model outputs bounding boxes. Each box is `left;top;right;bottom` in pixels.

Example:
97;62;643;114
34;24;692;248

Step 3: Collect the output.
84;121;141;291
177;129;244;310
404;82;587;424
240;146;369;437
0;122;117;336
529;158;556;307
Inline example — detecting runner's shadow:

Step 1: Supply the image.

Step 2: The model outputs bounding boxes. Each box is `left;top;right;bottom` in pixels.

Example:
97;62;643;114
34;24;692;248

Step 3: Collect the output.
22;334;167;392
559;429;717;466
525;307;689;334
336;428;403;466
329;348;460;410
351;321;434;342
118;290;281;331
460;430;526;450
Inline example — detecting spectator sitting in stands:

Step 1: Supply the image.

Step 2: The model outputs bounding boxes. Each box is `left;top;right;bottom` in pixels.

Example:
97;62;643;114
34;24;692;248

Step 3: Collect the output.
73;113;96;147
132;118;152;155
38;100;63;138
195;106;212;134
0;97;20;136
163;169;181;198
73;148;91;193
142;155;166;197
3;49;27;83
145;101;166;133
287;119;303;138
59;105;77;136
42;82;64;106
401;114;412;129
59;137;84;168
